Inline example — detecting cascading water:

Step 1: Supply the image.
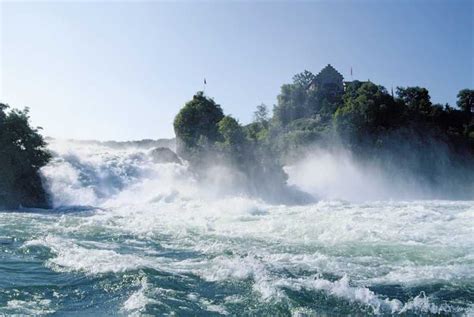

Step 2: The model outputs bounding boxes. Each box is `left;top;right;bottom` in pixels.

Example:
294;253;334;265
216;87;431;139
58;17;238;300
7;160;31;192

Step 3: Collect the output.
0;139;473;316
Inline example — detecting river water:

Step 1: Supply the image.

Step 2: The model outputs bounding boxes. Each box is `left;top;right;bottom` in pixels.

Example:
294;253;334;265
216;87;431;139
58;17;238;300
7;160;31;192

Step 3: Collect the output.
0;140;472;316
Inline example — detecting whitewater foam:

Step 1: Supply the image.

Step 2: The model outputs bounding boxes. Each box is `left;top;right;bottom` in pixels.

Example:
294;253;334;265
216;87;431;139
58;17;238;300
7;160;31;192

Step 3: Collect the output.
4;139;468;315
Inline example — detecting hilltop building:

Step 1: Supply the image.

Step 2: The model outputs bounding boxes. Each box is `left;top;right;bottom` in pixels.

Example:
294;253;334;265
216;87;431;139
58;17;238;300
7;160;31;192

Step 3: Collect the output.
308;64;370;96
308;64;344;94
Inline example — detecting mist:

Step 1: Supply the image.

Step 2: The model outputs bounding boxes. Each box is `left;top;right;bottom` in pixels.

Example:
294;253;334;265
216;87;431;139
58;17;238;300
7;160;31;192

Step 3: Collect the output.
286;144;474;202
286;147;427;202
25;138;474;316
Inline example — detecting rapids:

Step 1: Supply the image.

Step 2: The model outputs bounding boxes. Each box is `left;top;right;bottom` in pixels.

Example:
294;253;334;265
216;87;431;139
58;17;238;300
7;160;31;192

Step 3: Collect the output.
0;140;473;316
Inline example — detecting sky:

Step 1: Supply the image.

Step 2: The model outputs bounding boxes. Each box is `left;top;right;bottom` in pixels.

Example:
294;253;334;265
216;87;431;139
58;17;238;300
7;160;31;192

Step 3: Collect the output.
0;0;473;141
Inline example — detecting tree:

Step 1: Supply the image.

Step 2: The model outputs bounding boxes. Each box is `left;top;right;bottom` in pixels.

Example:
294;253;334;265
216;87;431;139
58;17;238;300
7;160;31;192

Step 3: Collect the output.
253;103;269;125
173;91;224;159
335;82;399;137
396;87;432;115
292;70;315;87
457;89;474;114
0;104;51;209
273;69;346;127
173;92;295;203
274;83;308;126
273;71;320;126
217;115;246;153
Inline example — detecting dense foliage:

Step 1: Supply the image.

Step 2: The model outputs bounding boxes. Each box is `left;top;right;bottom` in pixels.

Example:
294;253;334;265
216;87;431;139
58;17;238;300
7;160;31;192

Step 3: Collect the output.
266;70;474;160
270;71;473;197
173;93;295;202
174;91;224;161
174;68;473;199
0;104;51;209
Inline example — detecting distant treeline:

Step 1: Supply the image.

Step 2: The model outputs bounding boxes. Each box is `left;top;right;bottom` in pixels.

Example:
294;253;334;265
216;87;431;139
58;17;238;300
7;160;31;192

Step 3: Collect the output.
47;138;176;150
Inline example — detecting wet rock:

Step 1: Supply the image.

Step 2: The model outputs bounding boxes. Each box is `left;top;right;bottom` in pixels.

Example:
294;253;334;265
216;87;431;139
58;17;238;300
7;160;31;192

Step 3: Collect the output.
150;147;182;164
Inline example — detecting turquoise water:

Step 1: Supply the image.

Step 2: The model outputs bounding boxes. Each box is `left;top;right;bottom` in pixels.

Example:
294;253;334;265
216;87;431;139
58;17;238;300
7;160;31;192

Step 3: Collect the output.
0;141;473;316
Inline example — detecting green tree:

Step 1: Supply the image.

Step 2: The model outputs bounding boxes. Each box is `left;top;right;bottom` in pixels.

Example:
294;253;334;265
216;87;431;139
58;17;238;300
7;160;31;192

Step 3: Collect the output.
306;84;342;119
253;103;269;126
457;89;474;114
0;104;51;209
335;82;398;132
217;116;246;154
455;89;474;138
273;70;344;127
173;93;294;202
396;87;432;115
273;82;308;126
173;91;224;159
292;70;315;87
243;103;270;144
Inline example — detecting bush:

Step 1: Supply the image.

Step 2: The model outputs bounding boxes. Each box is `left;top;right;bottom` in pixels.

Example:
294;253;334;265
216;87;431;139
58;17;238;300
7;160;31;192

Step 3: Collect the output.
0;104;51;209
173;91;224;161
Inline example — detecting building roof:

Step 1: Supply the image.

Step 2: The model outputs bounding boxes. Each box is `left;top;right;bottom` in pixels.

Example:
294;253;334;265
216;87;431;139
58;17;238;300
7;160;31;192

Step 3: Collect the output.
314;64;344;82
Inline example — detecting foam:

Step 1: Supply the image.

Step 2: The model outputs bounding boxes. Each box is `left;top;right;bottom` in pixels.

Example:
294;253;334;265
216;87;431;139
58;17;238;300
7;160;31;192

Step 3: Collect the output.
28;139;474;315
122;277;158;314
4;298;54;315
24;236;160;274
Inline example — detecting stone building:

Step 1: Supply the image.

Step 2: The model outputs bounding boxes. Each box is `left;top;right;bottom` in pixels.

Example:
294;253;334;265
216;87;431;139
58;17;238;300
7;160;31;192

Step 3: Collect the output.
308;64;344;94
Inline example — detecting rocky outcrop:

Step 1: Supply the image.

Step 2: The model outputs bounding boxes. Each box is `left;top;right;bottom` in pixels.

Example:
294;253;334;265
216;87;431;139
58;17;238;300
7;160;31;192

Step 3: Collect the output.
150;147;182;164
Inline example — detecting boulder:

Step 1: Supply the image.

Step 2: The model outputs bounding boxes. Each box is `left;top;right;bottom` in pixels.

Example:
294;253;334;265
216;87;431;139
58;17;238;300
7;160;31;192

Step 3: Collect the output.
150;147;182;164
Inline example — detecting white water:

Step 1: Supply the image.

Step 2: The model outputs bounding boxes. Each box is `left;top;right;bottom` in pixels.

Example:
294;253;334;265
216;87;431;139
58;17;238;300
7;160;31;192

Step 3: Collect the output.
6;139;472;315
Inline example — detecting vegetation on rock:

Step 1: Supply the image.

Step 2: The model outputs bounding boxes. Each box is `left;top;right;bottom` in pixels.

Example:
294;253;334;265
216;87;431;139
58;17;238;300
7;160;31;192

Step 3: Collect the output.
174;92;296;203
0;104;51;209
174;66;473;200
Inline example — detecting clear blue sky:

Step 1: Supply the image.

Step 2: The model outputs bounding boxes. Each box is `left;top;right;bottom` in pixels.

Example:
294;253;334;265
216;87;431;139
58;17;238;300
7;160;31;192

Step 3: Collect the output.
1;0;472;141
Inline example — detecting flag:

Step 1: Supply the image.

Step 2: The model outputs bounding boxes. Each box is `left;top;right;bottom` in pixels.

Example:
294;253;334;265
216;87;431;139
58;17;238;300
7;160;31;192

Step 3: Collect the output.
204;78;207;85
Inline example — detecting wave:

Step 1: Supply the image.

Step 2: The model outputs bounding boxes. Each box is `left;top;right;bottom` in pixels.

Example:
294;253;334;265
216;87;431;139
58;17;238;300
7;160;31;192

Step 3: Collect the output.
26;139;474;315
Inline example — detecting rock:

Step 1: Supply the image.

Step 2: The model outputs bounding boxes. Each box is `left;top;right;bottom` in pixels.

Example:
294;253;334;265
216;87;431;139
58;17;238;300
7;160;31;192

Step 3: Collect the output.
150;147;182;164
